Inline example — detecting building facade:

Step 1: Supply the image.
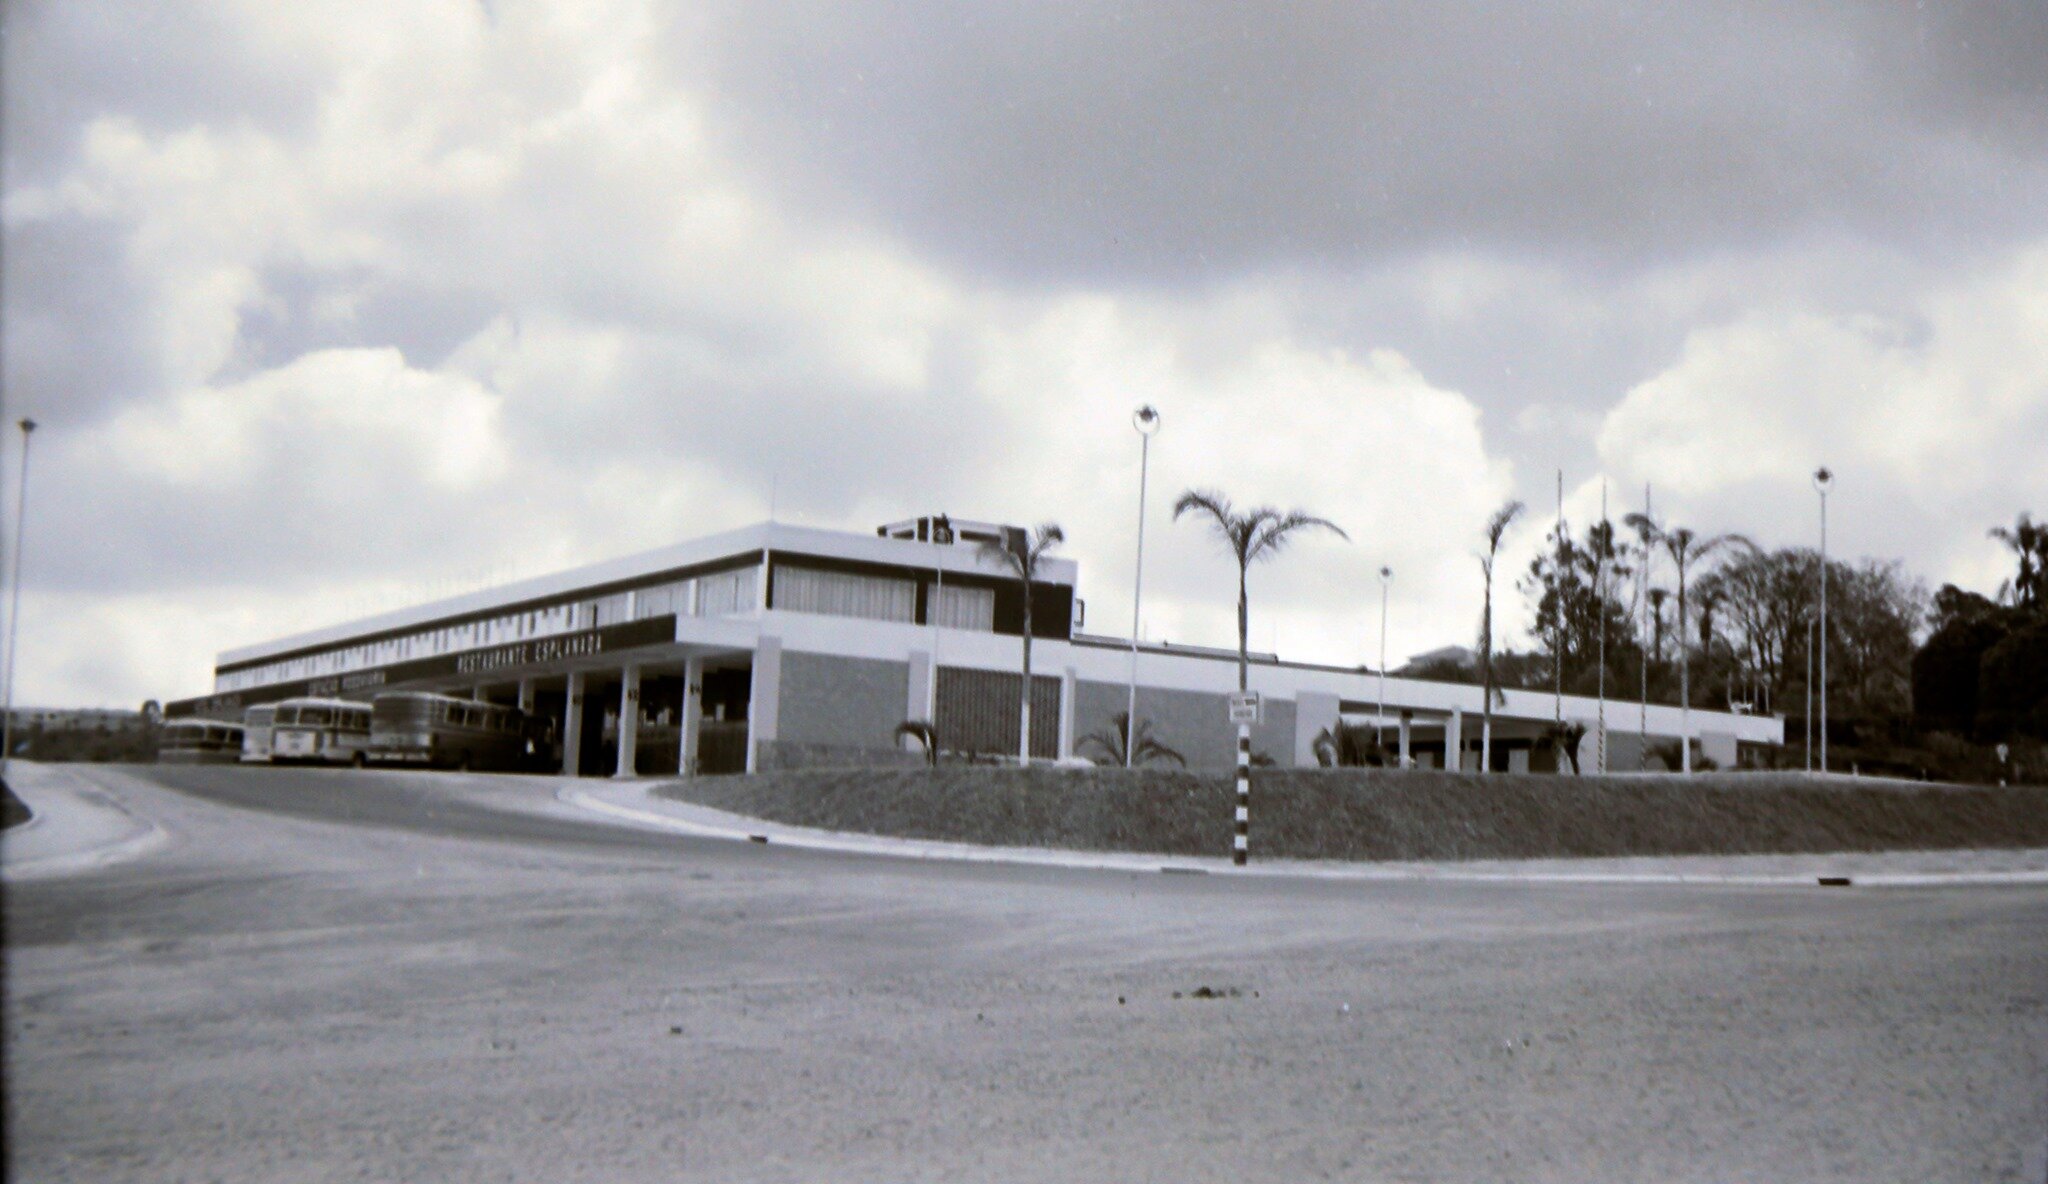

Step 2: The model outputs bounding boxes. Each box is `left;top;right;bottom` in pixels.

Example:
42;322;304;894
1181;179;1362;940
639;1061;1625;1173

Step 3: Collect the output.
167;519;1784;775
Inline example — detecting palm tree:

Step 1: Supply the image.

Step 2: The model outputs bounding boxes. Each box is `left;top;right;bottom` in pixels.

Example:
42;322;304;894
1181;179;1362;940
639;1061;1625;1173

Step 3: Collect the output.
894;720;938;767
1647;588;1670;672
1989;512;2046;610
1539;719;1589;774
1626;514;1752;773
1079;712;1187;768
978;523;1064;767
1476;500;1525;774
1172;490;1349;691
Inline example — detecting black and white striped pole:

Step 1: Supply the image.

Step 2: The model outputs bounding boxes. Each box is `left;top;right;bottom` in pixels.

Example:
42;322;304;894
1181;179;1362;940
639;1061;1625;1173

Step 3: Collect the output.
1234;723;1250;865
1229;690;1257;865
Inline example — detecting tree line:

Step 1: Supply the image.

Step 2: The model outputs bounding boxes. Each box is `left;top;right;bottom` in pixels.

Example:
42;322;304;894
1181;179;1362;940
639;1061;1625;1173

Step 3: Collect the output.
1469;506;2046;778
912;492;2044;782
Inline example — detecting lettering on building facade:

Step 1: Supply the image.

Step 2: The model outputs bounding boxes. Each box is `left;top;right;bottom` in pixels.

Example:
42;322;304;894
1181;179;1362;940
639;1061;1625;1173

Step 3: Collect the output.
168;616;677;718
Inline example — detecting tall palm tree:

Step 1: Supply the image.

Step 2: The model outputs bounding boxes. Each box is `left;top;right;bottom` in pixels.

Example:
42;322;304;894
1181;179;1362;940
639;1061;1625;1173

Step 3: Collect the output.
978;523;1065;767
1989;512;2046;610
1647;588;1670;672
1626;515;1752;773
1476;500;1525;774
1172;490;1349;691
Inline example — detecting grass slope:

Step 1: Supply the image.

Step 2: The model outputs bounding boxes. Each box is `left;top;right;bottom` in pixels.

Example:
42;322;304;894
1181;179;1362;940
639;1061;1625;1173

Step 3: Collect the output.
658;768;2048;862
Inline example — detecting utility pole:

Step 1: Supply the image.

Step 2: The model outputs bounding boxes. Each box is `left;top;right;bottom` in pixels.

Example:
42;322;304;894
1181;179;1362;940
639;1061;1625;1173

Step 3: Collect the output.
1;419;39;781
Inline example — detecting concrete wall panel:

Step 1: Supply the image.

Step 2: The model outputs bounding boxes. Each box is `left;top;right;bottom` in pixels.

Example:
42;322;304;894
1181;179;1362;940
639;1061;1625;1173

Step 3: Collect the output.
775;650;911;755
1073;679;1302;770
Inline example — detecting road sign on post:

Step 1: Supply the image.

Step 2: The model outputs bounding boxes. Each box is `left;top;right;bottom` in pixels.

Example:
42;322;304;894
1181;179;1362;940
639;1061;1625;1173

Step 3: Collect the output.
1228;691;1262;725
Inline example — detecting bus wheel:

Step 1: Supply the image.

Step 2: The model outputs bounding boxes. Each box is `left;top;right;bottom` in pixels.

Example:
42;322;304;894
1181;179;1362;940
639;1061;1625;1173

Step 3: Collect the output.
456;752;472;773
351;751;367;770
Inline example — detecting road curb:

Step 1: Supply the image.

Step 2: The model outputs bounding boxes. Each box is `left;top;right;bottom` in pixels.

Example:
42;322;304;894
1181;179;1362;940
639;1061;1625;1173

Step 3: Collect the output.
558;784;2048;888
1;766;170;880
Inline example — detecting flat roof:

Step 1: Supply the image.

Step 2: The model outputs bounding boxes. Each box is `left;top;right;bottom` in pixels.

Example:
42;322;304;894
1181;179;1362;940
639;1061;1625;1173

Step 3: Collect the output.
219;520;1080;669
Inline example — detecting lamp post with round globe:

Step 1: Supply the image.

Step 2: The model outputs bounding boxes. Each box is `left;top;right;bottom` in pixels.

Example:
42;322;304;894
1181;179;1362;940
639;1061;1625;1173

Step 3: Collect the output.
1813;466;1833;774
1125;405;1161;767
1376;565;1392;757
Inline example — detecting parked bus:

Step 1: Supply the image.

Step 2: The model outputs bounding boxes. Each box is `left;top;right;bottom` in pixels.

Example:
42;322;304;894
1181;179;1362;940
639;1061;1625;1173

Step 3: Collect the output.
158;718;246;764
368;692;533;771
240;704;276;763
269;697;374;766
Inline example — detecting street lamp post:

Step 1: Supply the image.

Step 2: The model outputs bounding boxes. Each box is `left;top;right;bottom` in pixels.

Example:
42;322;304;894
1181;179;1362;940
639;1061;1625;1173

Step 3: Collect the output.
1;419;39;781
1813;466;1833;775
1125;405;1161;768
1376;566;1391;758
1805;619;1815;772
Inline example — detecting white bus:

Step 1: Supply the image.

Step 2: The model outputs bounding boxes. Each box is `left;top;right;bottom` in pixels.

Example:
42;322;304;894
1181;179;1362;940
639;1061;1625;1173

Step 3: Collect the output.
158;719;246;764
269;697;374;766
241;703;276;763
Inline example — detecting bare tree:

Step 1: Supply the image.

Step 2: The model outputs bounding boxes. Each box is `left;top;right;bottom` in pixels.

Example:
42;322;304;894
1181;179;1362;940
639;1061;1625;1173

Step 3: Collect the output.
977;523;1065;767
1172;490;1349;691
1477;500;1525;774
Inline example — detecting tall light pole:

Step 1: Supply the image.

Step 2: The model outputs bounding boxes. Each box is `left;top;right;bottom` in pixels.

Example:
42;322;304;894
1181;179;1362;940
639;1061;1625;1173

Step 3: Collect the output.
1125;405;1160;767
1376;565;1391;756
1804;619;1814;772
928;513;952;723
1553;469;1564;727
1813;466;1833;775
1595;479;1608;773
1;418;39;781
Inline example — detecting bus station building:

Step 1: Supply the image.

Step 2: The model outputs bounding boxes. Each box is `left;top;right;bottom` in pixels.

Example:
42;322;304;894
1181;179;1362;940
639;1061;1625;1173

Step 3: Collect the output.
166;518;1784;776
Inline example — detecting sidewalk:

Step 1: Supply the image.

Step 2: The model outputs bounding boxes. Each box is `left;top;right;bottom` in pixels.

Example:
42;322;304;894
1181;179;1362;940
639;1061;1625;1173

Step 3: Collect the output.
564;779;2048;887
1;763;168;880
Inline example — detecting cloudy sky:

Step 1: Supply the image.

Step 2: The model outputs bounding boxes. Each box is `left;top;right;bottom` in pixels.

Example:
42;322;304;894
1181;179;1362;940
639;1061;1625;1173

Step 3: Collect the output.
4;0;2046;707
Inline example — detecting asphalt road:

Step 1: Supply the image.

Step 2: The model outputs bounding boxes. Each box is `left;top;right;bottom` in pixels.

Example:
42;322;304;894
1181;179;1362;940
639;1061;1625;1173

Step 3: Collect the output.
7;763;2047;1182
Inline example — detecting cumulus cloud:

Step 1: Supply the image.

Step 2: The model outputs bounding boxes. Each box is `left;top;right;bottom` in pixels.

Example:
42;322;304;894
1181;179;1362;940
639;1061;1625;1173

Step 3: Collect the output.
3;0;2043;706
1597;244;2048;589
1;0;1528;703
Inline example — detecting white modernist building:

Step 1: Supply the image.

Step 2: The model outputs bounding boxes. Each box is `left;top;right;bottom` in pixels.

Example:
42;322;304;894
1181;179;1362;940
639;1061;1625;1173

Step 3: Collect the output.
169;517;1784;776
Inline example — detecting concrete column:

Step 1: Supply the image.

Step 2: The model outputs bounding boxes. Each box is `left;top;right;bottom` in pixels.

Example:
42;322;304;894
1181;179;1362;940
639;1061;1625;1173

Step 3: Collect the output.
517;678;536;713
746;636;782;775
680;656;703;777
1058;666;1077;761
562;671;586;777
615;664;641;778
1295;691;1340;767
1398;710;1412;769
906;650;932;724
1445;707;1464;774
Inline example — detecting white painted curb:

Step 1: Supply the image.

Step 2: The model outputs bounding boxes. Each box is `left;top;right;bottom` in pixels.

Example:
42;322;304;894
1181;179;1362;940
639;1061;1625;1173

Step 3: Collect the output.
558;785;2048;888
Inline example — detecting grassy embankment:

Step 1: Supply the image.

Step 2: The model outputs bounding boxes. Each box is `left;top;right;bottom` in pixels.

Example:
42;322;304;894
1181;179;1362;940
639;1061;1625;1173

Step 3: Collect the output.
658;767;2048;862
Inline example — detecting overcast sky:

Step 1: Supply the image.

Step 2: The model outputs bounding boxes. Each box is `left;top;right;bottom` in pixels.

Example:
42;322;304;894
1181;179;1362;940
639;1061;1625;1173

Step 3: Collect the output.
5;0;2046;707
